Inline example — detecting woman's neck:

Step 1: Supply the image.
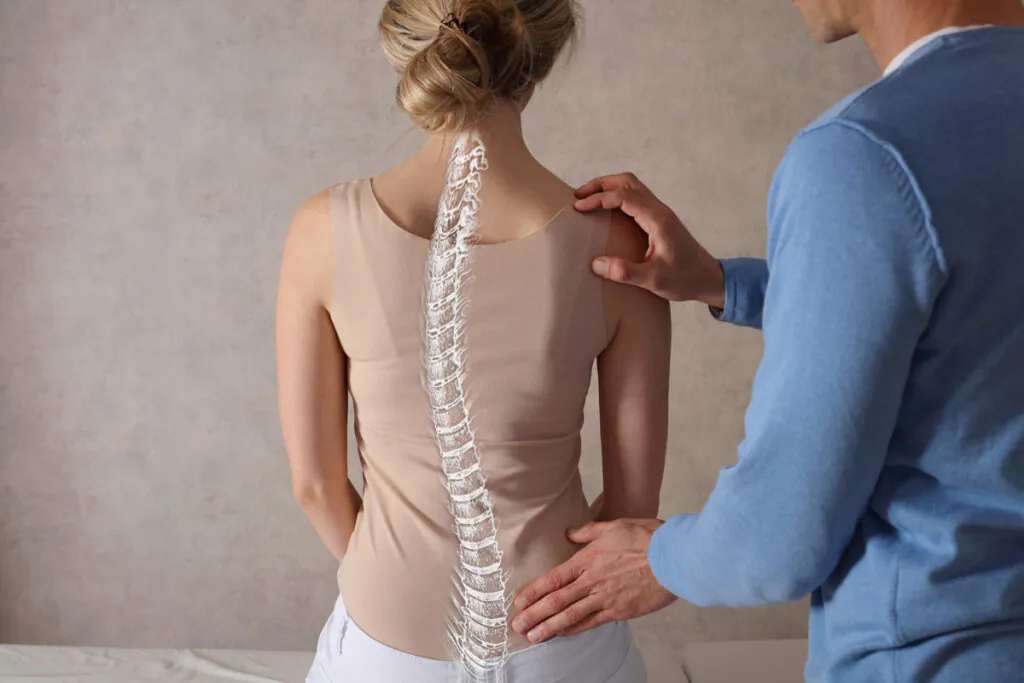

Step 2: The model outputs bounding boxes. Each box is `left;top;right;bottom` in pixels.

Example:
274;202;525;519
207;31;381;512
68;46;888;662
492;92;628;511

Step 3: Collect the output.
417;101;532;168
374;99;570;241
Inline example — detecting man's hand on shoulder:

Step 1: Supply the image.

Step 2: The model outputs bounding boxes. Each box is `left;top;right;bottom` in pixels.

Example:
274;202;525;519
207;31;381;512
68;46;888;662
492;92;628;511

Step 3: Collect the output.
575;173;725;307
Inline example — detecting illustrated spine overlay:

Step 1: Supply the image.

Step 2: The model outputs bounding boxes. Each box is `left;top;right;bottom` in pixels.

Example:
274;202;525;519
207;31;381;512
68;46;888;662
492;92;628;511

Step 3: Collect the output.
422;131;510;683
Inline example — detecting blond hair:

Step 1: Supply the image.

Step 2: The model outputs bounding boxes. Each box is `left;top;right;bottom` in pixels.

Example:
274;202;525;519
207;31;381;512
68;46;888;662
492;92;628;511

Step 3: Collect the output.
379;0;579;133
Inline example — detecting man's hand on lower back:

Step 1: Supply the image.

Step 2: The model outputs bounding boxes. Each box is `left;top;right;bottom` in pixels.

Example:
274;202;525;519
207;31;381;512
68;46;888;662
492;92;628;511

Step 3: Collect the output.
510;519;678;644
575;173;725;307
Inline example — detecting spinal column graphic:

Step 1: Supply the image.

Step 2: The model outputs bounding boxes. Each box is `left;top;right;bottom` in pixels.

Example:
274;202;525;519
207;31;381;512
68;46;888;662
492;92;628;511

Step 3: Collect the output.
422;131;510;682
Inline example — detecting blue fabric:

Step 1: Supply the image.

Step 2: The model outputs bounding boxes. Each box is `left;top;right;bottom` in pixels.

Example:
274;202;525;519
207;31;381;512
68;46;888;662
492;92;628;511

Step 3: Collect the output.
649;27;1024;683
715;258;767;329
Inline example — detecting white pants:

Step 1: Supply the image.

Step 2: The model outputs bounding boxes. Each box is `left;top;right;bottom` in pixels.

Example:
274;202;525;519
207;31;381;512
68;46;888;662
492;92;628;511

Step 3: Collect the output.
306;594;647;683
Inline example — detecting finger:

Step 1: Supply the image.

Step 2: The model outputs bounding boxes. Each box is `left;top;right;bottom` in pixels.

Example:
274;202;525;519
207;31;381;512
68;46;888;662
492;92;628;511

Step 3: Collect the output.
567;521;611;544
513;558;583;611
591;257;658;291
616;195;670;241
524;594;604;644
574;173;641;200
573;188;627;213
513;580;592;637
559;609;614;638
573;178;610;200
575;190;664;240
575;188;654;219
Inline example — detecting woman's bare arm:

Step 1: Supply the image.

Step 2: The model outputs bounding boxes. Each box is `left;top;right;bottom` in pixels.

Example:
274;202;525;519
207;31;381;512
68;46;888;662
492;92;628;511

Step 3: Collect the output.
595;211;671;521
276;189;360;560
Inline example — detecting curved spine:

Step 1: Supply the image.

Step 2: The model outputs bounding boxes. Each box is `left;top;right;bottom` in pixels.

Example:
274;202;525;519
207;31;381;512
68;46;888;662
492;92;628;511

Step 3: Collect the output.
422;132;510;683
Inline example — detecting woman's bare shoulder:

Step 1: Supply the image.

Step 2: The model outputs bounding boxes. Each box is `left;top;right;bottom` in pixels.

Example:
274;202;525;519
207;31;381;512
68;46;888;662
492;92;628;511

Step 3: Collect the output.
601;210;669;339
291;187;332;229
280;187;336;306
605;209;648;263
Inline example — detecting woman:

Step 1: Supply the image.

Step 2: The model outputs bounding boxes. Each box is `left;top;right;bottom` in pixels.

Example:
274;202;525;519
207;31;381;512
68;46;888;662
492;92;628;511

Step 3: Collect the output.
276;1;670;681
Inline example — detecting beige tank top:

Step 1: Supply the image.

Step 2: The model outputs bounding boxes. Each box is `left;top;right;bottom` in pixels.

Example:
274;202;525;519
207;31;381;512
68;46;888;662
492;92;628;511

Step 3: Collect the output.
329;177;612;662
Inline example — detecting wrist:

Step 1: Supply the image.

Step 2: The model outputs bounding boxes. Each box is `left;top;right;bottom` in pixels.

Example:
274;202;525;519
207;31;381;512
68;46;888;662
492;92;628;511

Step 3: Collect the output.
695;258;726;309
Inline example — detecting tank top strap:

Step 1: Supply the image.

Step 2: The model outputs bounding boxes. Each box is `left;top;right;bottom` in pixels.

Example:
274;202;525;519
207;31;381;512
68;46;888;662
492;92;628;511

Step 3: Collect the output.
327;179;428;359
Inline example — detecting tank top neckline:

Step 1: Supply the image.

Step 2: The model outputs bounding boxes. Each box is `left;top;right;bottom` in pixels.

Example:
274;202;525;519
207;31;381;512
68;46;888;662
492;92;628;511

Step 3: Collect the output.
363;177;579;249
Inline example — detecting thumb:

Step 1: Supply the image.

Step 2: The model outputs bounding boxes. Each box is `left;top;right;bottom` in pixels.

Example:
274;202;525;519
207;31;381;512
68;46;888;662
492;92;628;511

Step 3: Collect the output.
591;257;655;290
568;521;609;544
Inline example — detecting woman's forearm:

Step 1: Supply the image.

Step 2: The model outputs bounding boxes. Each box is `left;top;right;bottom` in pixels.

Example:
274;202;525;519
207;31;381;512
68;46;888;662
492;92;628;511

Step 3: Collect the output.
588;492;607;521
295;479;363;560
594;487;660;522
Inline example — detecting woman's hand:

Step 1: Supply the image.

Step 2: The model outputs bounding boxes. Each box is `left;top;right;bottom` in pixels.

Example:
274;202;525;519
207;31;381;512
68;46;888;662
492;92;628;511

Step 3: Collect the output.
575;173;725;307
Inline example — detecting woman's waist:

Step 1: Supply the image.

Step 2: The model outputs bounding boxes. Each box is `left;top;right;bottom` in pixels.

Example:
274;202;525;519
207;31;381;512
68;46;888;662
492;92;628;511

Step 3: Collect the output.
356;417;585;451
349;485;590;575
358;433;586;504
356;471;590;554
323;590;637;680
341;490;591;656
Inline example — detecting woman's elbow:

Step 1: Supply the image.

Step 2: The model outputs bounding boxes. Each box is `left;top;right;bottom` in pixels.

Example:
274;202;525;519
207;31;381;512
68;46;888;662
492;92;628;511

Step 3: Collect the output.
292;477;329;509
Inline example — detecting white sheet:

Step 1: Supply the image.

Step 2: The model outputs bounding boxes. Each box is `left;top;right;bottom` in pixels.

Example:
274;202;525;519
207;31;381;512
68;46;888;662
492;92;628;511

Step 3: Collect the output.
0;646;313;683
0;639;809;683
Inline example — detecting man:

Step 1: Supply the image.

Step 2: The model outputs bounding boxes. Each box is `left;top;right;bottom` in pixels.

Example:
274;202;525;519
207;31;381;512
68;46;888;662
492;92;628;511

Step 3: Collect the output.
511;1;1024;681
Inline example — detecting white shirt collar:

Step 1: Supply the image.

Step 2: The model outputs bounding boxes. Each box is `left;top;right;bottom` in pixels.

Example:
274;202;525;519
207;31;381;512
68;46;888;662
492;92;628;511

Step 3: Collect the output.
884;25;993;75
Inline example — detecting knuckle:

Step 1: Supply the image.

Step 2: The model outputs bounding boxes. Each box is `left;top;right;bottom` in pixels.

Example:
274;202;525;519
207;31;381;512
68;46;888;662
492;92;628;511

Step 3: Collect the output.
570;560;586;580
573;551;593;572
648;206;668;228
608;261;631;283
662;206;681;229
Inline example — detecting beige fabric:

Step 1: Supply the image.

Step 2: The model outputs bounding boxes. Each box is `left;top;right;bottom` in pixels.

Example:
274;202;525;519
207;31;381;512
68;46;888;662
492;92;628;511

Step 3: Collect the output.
328;179;612;660
681;640;808;683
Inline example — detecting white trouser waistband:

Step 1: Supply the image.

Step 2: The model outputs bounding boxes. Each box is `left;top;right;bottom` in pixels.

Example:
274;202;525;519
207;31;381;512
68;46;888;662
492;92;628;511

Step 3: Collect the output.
306;593;646;683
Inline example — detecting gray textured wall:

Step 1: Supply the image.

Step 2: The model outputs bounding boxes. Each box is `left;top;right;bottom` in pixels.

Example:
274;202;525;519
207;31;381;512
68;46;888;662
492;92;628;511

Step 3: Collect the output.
0;0;876;673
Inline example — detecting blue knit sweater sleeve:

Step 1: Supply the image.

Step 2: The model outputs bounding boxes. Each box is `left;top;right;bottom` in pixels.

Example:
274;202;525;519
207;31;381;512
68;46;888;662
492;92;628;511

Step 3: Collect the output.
715;258;768;329
648;122;946;606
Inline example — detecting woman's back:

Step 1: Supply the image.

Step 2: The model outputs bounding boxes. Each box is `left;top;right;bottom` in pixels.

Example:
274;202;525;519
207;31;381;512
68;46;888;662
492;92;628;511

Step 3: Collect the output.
278;2;668;681
331;161;613;658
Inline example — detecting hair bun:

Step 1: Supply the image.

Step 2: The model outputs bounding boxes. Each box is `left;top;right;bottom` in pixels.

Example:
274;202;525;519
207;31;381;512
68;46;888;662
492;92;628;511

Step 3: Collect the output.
380;1;578;133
